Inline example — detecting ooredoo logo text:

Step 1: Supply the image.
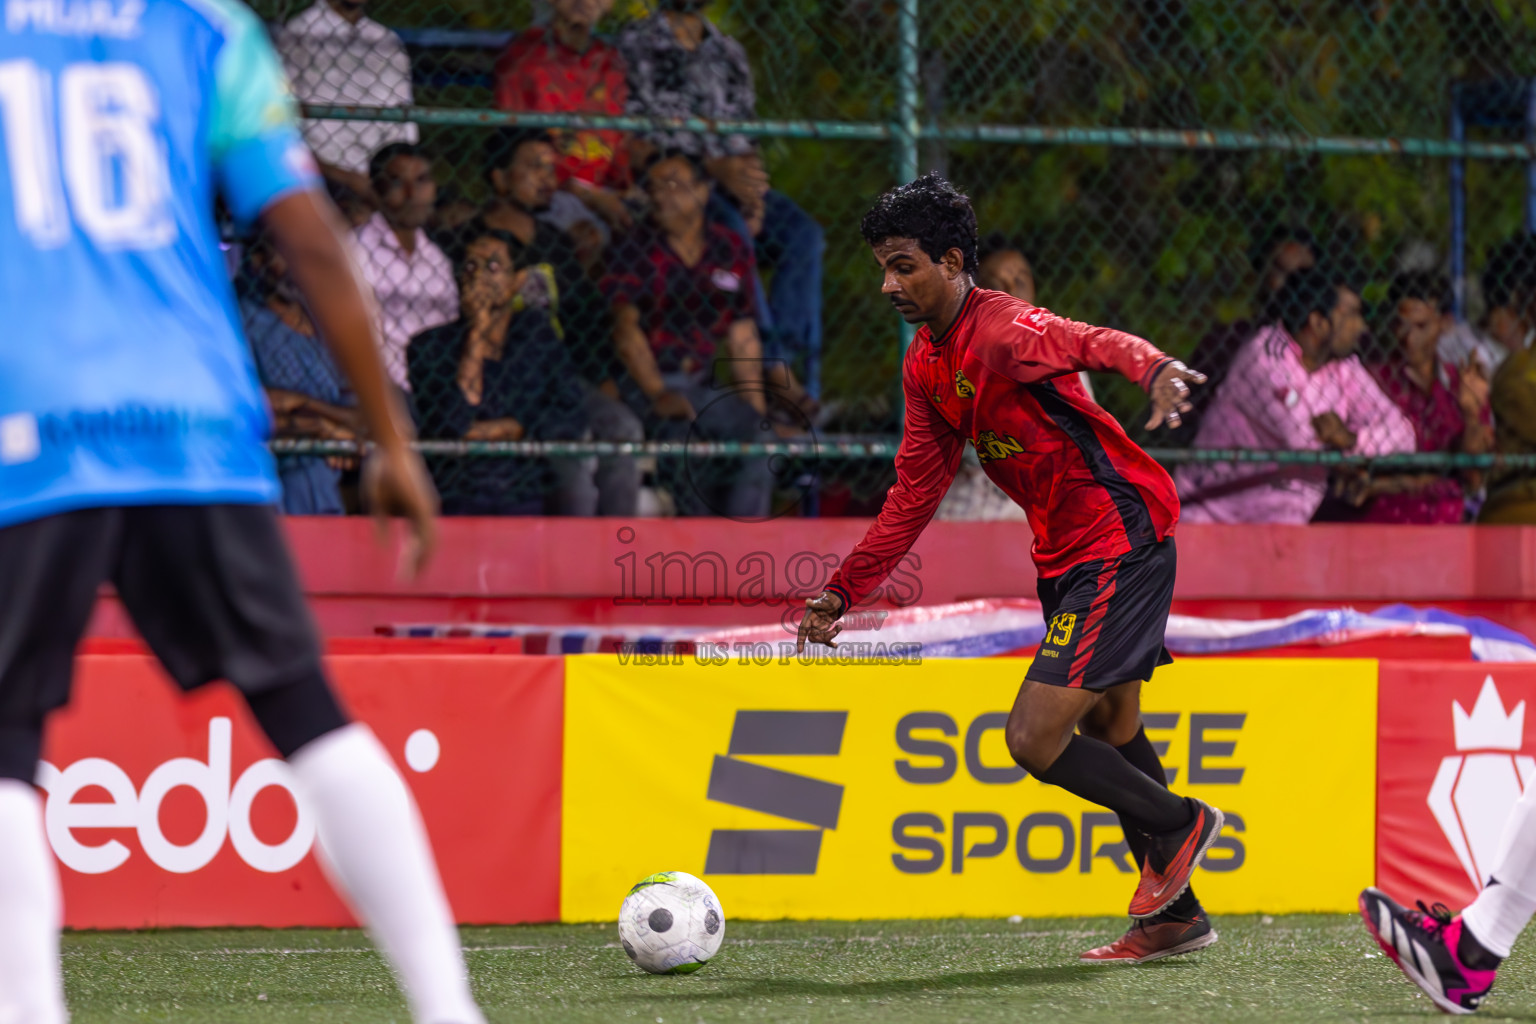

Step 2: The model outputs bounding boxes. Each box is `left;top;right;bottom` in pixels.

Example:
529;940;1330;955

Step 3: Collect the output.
36;718;315;875
36;718;442;876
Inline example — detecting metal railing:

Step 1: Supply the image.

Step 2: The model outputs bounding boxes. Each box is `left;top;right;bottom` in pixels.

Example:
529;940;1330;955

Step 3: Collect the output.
303;104;1536;162
269;0;1536;517
269;438;1536;472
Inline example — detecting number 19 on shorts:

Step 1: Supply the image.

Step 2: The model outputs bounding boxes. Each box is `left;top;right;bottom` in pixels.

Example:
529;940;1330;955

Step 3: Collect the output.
1046;613;1076;648
0;59;174;251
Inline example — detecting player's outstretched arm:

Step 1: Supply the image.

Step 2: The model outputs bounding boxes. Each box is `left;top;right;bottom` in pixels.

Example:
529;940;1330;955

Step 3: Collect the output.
261;189;440;577
1145;360;1208;431
977;303;1203;423
801;359;964;651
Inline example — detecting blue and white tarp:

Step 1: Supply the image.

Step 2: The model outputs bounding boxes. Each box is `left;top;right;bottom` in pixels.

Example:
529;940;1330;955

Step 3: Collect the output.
382;598;1536;662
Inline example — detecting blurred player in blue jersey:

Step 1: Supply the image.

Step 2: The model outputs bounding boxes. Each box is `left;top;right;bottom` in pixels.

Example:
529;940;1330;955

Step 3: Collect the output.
0;3;484;1022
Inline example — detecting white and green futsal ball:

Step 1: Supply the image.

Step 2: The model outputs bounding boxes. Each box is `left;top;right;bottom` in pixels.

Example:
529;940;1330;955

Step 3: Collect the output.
617;871;725;974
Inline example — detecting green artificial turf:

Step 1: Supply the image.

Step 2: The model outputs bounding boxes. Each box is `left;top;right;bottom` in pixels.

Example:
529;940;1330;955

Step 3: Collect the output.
62;914;1532;1023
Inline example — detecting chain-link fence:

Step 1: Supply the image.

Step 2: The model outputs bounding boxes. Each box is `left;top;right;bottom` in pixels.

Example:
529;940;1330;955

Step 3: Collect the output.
245;0;1536;524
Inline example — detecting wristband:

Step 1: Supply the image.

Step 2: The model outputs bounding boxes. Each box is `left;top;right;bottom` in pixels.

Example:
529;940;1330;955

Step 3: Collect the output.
823;583;852;614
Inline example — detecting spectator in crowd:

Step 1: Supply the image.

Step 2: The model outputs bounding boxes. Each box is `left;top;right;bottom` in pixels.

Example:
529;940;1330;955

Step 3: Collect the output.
354;143;458;391
494;0;634;236
1176;267;1416;523
480;128;642;515
605;150;777;519
1252;223;1320;306
977;231;1036;303
1442;236;1536;374
1349;272;1492;523
240;233;357;515
1480;244;1536;522
1168;224;1319;443
619;0;825;396
481;129;603;320
277;0;416;205
617;1;752;187
409;227;589;515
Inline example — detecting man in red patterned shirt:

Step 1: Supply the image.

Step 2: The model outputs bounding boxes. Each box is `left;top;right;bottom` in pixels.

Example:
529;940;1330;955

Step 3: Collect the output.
797;175;1222;964
603;151;776;519
493;0;633;231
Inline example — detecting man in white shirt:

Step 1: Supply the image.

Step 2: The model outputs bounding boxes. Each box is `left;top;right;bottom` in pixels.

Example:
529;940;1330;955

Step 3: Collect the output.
354;144;459;390
277;0;419;200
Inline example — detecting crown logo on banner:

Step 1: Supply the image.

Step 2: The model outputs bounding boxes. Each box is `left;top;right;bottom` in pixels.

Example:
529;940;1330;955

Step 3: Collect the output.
1454;677;1526;752
1429;676;1536;892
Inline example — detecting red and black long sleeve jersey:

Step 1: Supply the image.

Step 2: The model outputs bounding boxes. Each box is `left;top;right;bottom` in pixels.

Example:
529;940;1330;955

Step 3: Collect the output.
825;288;1181;610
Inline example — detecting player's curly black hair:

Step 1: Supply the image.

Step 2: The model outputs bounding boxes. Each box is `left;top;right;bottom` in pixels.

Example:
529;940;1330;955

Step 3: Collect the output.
860;173;979;274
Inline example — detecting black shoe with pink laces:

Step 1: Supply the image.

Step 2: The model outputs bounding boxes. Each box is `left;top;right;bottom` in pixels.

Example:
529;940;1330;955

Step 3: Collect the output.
1359;887;1499;1015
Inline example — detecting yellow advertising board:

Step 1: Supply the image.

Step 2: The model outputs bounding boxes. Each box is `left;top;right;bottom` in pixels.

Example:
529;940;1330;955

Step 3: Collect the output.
561;655;1376;921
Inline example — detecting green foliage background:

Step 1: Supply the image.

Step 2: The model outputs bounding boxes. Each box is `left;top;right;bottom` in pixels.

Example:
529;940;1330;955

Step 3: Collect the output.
254;0;1536;437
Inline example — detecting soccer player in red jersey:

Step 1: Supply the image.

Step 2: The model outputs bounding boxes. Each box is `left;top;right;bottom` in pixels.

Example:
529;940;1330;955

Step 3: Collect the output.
797;175;1222;963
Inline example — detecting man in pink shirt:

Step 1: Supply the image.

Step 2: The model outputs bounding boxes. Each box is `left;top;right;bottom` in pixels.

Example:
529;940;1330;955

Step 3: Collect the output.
354;144;460;391
1177;267;1416;522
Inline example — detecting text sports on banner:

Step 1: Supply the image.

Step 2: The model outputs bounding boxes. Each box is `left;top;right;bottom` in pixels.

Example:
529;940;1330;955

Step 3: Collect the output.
561;656;1378;921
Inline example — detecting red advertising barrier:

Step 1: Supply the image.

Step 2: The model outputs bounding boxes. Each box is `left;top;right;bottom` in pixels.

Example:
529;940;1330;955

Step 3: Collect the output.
1377;663;1536;912
75;520;1536;641
42;654;562;929
39;651;1536;929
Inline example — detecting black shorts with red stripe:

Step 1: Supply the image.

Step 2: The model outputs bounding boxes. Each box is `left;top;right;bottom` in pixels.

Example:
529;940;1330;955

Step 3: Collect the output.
1026;536;1176;691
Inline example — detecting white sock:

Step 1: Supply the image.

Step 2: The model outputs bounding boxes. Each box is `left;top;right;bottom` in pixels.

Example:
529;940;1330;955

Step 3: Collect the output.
288;725;483;1024
0;779;67;1024
1463;781;1536;959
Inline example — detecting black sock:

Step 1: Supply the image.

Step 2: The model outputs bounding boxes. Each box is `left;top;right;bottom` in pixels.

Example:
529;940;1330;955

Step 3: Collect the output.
1034;733;1193;833
1116;727;1202;919
1459;885;1506;971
